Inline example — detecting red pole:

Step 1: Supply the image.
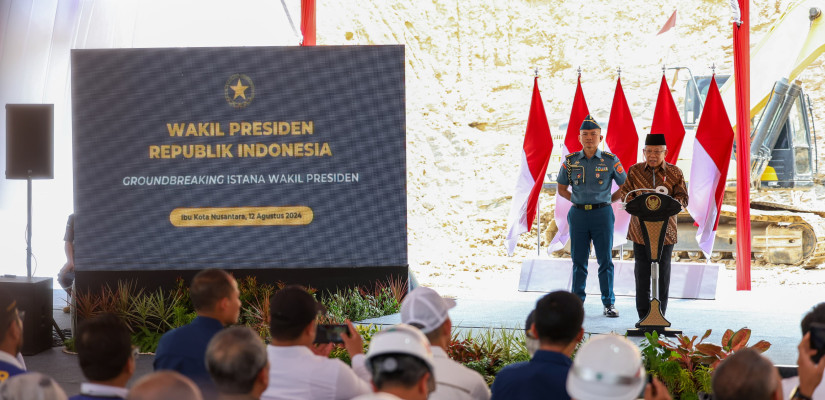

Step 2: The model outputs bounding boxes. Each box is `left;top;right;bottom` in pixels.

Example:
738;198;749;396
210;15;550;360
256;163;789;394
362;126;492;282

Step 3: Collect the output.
733;0;752;290
301;0;316;46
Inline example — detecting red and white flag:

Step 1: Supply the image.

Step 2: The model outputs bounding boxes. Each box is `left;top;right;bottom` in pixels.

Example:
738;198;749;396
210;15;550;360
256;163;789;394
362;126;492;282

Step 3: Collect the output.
687;76;734;257
651;75;686;165
548;76;588;253
657;10;677;35
605;77;638;247
505;77;553;256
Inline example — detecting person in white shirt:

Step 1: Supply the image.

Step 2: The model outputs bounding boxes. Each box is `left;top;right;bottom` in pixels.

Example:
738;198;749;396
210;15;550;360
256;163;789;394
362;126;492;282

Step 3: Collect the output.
71;313;136;400
352;324;436;400
260;286;371;400
0;292;26;383
400;287;490;400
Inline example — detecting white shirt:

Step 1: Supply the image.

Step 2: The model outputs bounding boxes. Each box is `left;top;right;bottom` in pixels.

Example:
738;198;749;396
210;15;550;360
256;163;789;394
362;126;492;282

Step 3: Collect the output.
0;350;25;371
782;376;825;400
79;382;129;399
261;345;372;400
429;346;490;400
351;393;403;400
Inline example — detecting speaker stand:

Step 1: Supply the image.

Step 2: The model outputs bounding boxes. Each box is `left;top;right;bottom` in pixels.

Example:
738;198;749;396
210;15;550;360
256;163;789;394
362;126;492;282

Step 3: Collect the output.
27;174;32;278
25;174;65;345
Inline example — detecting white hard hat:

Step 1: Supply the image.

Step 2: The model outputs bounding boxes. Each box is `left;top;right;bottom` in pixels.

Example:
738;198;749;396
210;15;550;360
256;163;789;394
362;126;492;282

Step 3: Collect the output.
566;334;646;400
365;323;435;373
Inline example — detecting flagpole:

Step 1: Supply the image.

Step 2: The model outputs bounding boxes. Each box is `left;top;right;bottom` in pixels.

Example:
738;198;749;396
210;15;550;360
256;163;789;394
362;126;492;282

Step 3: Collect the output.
534;67;541;256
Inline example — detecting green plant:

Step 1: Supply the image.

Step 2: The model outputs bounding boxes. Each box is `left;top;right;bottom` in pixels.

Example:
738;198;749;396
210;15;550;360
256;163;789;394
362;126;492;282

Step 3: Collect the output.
641;328;771;400
321;286;401;323
125;288;179;333
67;278;403;354
238;276;275;340
448;328;531;386
132;326;164;353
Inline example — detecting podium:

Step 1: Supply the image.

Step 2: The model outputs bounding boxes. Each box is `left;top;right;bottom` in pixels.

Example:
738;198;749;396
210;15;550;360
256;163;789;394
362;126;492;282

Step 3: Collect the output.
625;192;683;337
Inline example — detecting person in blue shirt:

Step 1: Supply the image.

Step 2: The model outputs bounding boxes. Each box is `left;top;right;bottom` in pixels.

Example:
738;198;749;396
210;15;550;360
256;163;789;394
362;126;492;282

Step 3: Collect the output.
490;290;584;400
71;313;135;400
154;269;242;394
557;115;627;318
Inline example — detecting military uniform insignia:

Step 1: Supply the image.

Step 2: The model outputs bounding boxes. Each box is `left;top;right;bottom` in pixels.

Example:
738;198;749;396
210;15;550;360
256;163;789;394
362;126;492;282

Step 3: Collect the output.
614;161;624;174
598;180;603;185
603;151;617;159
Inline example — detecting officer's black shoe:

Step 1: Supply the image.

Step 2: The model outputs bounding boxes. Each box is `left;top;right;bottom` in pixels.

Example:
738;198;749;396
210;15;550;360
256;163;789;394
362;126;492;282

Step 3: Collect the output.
603;305;619;318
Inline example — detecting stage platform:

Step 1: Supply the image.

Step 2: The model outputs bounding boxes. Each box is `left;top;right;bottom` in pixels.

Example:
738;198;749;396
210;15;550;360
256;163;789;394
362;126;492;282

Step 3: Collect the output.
517;257;720;299
363;268;817;367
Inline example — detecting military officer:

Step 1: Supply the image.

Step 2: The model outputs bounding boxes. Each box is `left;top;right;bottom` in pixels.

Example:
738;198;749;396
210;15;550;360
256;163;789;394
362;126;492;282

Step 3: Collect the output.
556;115;627;317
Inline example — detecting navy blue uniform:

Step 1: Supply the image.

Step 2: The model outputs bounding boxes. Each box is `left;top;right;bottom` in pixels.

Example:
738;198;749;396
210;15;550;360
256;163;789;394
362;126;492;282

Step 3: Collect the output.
0;359;26;383
490;350;572;400
557;149;626;306
154;316;223;392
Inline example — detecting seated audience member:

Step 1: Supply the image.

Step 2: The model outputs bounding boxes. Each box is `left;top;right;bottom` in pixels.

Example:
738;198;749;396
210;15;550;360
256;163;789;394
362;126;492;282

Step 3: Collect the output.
127;371;203;400
0;371;68;400
0;292;26;382
783;302;825;400
261;285;371;400
491;291;584;400
712;348;785;400
567;334;670;400
154;269;241;390
352;324;436;400
400;287;490;400
71;313;135;400
205;326;269;400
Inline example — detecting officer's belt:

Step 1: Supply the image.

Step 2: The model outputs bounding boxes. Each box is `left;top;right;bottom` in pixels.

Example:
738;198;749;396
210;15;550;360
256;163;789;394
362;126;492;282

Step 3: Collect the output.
573;202;610;211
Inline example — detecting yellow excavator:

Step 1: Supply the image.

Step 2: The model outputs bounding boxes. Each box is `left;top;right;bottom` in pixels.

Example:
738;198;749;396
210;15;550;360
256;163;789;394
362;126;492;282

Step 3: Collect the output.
668;1;825;268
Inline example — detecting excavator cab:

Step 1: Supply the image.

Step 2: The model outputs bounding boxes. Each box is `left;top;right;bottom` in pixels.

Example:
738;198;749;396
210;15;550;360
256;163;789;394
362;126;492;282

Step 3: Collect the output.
684;75;819;188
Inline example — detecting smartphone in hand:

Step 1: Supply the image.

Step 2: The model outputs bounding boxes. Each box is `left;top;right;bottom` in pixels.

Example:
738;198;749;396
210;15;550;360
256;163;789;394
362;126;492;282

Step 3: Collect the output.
810;322;825;363
314;324;348;344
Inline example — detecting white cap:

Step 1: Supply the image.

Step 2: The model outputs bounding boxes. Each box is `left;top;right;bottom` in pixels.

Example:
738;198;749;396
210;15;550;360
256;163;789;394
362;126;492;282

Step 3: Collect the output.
365;323;435;373
566;334;646;400
400;287;456;333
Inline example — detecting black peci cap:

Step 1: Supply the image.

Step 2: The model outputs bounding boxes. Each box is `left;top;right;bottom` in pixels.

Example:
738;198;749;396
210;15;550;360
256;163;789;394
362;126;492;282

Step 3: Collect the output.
645;133;667;146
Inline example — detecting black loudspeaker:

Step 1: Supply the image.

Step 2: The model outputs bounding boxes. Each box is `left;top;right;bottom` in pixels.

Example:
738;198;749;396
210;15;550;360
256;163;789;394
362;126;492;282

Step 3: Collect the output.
0;277;53;355
5;104;54;179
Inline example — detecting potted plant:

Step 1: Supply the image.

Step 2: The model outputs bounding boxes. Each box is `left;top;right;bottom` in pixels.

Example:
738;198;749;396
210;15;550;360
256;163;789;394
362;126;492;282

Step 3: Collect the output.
640;328;771;400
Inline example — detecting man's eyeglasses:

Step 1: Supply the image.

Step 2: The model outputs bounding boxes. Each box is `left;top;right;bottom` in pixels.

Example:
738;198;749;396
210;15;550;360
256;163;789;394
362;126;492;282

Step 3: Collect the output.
644;150;665;155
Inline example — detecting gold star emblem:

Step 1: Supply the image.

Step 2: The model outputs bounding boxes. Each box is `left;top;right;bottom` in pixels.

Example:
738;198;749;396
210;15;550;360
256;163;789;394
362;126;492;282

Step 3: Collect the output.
229;79;249;100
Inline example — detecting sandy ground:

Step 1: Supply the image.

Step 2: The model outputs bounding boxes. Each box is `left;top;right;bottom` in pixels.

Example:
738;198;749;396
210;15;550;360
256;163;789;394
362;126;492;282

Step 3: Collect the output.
313;0;825;299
